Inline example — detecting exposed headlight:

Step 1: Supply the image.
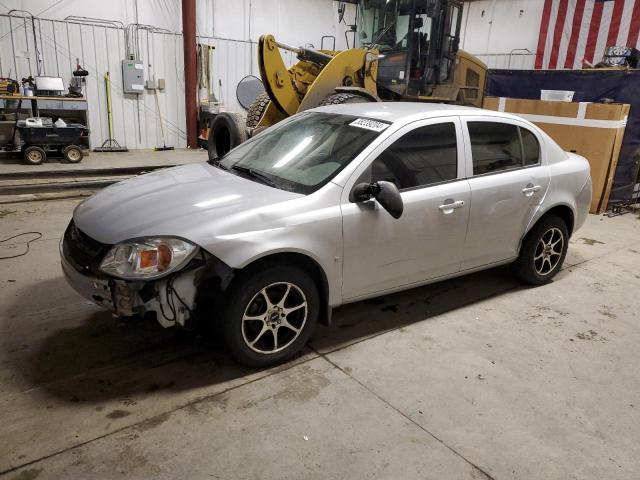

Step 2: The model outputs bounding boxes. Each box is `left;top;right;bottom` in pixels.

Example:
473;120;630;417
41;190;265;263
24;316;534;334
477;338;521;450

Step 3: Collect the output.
99;238;198;280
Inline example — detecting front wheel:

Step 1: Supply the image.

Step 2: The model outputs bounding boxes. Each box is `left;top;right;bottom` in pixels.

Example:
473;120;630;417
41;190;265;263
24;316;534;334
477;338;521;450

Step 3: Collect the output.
513;215;569;285
223;265;319;367
246;92;271;129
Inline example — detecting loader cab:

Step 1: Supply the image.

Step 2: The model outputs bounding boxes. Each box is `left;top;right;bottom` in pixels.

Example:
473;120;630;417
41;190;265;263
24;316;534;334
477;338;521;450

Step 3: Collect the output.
357;0;463;99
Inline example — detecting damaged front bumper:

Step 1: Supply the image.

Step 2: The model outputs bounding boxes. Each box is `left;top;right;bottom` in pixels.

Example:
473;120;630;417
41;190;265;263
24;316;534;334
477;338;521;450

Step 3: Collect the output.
60;222;233;328
60;253;198;327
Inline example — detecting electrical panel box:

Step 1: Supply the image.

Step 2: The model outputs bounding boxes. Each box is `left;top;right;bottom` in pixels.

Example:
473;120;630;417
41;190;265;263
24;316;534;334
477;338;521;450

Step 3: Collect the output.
121;59;144;94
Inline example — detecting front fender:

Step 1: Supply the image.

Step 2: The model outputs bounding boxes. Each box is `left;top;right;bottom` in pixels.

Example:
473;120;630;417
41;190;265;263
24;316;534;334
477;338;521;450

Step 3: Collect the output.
198;185;345;307
209;231;341;307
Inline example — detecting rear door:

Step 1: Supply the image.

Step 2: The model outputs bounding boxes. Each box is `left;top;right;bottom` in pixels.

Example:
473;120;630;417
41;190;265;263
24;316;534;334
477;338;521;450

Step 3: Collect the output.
461;117;550;270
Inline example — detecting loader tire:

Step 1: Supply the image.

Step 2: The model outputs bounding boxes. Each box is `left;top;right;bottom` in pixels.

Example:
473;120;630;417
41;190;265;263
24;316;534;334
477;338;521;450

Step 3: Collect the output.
319;92;372;106
246;92;271;129
208;112;248;160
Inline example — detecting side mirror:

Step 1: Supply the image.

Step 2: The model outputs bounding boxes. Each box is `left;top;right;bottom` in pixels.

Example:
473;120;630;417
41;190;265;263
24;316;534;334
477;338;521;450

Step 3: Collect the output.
352;181;404;219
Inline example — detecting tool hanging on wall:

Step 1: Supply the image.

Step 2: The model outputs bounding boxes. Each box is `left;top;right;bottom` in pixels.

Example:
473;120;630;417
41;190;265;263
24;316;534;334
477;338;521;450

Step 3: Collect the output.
197;44;220;111
94;72;128;152
67;58;89;98
197;44;214;92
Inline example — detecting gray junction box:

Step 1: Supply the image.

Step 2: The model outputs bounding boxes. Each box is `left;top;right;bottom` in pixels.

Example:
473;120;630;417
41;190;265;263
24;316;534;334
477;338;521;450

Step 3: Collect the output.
122;59;145;94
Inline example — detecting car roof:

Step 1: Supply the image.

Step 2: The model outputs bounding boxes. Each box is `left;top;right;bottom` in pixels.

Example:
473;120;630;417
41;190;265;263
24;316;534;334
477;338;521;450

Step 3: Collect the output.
311;101;522;124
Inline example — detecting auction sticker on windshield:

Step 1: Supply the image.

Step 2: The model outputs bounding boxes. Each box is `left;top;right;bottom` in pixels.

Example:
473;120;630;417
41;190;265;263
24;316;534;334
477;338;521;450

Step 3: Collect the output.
349;118;390;132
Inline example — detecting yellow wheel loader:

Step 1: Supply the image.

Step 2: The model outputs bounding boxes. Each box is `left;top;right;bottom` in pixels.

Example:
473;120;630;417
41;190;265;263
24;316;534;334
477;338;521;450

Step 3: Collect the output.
208;0;487;159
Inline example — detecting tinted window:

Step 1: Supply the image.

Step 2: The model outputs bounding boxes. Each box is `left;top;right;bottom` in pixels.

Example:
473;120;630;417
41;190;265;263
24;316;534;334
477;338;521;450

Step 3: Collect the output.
521;127;540;165
371;123;457;190
469;122;522;175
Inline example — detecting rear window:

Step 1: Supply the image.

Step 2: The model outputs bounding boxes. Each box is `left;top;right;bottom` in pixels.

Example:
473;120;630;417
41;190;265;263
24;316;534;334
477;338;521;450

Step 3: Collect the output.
521;127;540;166
468;122;540;175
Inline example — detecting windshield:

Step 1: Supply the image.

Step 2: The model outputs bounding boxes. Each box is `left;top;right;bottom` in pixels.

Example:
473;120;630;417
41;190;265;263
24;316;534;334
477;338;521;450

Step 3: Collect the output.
357;0;404;51
214;112;388;194
357;0;433;53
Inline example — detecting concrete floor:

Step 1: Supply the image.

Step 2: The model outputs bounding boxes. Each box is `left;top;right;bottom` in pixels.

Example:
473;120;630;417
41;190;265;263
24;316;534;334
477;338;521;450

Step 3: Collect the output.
1;197;639;479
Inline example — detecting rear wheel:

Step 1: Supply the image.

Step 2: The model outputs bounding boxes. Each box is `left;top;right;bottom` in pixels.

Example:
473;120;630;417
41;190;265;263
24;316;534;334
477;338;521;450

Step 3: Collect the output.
246;92;271;129
23;146;46;165
319;92;372;106
62;145;83;163
223;265;319;368
513;215;569;285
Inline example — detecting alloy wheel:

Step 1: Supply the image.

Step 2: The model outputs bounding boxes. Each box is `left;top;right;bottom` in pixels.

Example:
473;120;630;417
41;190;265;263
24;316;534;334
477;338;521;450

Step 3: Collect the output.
241;282;307;354
534;227;564;276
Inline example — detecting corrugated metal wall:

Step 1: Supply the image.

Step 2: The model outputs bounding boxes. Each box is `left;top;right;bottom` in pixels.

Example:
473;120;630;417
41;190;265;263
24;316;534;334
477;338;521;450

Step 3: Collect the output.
0;14;297;150
474;52;536;70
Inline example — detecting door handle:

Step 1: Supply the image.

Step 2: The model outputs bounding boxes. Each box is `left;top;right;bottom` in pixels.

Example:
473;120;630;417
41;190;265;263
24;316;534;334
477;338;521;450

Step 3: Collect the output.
438;199;465;213
522;184;542;197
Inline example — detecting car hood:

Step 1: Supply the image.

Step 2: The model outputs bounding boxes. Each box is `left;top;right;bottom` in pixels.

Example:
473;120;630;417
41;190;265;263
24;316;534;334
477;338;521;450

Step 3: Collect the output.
73;162;303;245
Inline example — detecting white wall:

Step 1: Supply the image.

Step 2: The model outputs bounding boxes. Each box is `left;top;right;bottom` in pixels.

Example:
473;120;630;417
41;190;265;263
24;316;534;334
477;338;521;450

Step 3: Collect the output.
0;0;356;149
1;0;356;43
461;0;542;69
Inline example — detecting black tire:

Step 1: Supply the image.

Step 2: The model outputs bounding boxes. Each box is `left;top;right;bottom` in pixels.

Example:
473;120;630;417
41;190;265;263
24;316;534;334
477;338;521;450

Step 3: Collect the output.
319;92;372;106
207;112;248;160
513;215;569;285
62;145;83;163
23;146;46;165
223;265;319;368
246;92;271;129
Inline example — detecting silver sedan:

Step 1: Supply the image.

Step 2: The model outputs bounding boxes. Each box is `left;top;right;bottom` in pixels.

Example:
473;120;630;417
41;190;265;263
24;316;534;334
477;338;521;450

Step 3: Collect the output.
61;103;592;367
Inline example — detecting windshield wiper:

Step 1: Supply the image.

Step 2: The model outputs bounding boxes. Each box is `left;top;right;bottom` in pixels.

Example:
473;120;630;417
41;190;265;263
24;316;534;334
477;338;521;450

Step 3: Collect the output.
209;159;229;170
230;164;277;188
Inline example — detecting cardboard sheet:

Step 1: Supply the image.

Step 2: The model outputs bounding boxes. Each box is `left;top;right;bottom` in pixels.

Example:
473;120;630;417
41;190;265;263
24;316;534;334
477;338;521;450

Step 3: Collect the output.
483;97;629;214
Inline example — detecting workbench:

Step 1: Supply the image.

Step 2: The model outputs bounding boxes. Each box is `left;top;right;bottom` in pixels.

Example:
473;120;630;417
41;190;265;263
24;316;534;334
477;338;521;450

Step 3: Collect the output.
0;95;89;148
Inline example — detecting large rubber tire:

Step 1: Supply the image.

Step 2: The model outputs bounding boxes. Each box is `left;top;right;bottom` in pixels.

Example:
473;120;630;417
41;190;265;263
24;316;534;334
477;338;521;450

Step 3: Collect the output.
207;112;248;160
223;265;319;368
23;146;46;165
246;92;271;129
62;145;83;163
513;215;569;285
319;92;372;106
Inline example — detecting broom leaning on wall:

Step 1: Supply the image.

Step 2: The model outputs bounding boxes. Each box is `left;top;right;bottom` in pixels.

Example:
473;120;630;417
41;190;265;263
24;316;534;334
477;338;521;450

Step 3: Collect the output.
153;76;173;152
94;72;128;152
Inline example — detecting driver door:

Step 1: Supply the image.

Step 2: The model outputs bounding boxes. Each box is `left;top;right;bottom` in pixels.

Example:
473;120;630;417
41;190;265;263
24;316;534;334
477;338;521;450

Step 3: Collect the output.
340;117;471;301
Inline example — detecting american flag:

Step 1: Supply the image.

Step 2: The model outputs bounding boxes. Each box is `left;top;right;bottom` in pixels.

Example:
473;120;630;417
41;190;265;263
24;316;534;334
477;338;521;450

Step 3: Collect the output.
535;0;640;69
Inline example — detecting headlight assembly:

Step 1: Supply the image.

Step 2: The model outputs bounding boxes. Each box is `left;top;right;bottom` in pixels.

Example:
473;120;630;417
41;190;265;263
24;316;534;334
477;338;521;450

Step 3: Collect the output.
99;238;198;280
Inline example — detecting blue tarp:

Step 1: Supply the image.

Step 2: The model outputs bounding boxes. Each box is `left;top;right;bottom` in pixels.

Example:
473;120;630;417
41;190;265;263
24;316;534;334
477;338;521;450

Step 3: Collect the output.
486;69;640;204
